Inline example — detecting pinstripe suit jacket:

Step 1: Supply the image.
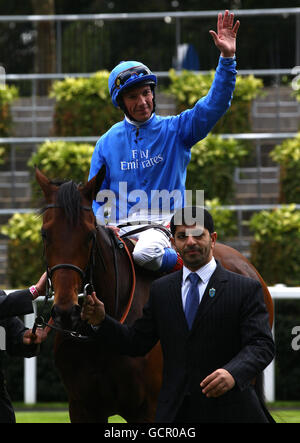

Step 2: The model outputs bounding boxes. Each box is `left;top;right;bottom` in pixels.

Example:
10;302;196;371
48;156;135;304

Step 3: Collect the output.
97;262;275;423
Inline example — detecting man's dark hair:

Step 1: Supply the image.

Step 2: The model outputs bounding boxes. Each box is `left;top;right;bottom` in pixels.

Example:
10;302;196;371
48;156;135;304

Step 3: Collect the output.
170;207;215;237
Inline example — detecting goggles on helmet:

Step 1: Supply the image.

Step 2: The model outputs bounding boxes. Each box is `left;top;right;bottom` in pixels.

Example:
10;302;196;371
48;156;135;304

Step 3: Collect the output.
111;65;152;94
109;61;157;109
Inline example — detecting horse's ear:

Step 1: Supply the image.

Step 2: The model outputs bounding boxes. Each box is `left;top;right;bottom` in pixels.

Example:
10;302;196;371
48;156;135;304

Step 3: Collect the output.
82;165;106;202
35;166;58;201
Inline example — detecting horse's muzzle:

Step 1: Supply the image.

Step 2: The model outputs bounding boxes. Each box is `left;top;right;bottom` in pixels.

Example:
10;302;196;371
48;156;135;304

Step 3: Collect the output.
51;304;82;331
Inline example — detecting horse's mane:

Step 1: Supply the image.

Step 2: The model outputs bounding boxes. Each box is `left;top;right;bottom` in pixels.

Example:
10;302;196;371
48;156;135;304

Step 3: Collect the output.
52;179;82;226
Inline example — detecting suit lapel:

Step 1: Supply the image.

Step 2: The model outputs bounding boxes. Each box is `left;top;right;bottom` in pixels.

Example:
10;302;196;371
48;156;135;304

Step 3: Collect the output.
165;263;229;334
167;270;190;333
191;263;228;332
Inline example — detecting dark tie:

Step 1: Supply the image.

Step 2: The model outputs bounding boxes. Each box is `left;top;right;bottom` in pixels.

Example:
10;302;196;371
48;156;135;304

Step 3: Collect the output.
185;273;200;329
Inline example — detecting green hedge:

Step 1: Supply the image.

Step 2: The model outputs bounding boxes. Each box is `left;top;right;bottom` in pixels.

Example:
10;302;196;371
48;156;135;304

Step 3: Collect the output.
187;134;249;203
293;76;300;115
28;140;94;203
270;133;300;203
0;146;4;164
0;85;18;164
0;84;18;137
1;213;43;288
205;198;237;240
249;204;300;286
167;70;263;133
50;71;122;136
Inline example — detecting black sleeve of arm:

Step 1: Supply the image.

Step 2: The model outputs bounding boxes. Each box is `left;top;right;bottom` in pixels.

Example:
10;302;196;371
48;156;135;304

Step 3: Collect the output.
94;293;159;357
0;289;34;320
3;316;39;358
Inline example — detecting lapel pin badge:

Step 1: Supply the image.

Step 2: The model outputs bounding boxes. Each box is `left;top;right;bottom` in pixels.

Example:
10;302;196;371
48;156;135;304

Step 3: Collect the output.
209;288;216;298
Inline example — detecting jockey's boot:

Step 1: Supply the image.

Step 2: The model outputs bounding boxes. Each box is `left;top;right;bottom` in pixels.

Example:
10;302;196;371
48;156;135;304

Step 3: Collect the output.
159;248;183;273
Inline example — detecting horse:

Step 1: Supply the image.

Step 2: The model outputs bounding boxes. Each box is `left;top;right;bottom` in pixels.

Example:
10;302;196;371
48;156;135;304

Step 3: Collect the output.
35;166;273;423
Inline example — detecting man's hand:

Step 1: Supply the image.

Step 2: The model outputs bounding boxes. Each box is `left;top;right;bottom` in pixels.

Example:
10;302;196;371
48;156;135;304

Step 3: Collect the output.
23;327;47;345
209;10;240;58
200;368;235;398
81;292;105;326
33;272;47;299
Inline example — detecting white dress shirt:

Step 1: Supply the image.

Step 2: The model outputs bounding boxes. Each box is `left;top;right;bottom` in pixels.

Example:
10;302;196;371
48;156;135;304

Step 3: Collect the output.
181;257;217;309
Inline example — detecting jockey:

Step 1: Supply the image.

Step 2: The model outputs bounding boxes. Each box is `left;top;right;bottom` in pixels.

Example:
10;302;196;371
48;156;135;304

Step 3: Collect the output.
89;10;239;273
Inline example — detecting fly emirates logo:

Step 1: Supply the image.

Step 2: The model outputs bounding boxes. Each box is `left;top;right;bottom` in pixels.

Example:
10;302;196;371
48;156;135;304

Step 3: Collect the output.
120;149;163;171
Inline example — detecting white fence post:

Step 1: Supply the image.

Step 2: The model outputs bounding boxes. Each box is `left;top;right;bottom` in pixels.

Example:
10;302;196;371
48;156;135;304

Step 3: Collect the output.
264;359;275;402
23;303;37;404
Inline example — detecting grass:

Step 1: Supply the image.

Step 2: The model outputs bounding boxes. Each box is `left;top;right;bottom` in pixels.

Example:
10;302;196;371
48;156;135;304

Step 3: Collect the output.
16;411;70;423
271;410;300;423
15;412;126;424
13;402;300;423
13;404;126;423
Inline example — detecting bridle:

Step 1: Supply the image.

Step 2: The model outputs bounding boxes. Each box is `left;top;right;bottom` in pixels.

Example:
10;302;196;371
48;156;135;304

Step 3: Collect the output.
33;202;136;339
33;203;99;339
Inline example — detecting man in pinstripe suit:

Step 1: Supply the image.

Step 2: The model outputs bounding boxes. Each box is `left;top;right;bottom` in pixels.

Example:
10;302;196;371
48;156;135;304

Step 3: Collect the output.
82;207;275;423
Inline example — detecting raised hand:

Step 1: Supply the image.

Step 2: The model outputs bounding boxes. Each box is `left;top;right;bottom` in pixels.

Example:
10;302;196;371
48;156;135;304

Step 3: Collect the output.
209;10;240;58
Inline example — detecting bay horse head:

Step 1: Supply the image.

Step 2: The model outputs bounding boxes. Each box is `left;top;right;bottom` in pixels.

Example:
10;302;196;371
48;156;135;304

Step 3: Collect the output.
35;166;105;331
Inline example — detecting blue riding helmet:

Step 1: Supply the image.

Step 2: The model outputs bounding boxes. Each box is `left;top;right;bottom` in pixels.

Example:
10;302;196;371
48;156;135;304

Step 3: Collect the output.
109;61;157;108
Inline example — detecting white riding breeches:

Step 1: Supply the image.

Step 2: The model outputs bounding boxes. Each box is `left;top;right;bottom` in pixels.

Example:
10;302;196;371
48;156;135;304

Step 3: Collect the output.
119;225;172;271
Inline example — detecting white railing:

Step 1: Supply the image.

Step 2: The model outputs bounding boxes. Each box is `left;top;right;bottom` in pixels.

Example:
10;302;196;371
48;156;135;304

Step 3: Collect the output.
264;286;300;403
0;8;299;73
0;8;299;21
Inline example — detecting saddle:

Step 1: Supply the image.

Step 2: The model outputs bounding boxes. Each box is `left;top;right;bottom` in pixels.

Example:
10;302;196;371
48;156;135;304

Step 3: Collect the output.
108;223;171;260
106;224;181;323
